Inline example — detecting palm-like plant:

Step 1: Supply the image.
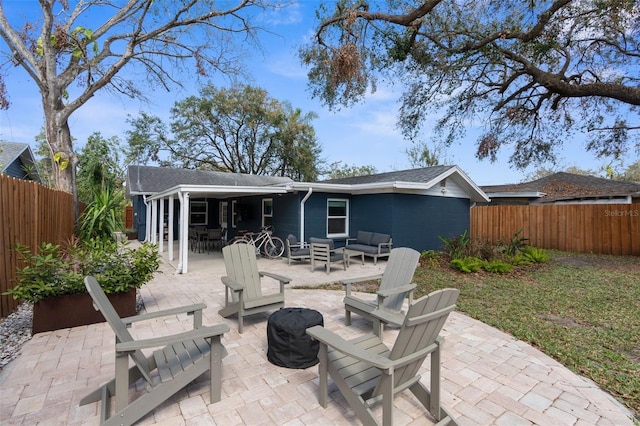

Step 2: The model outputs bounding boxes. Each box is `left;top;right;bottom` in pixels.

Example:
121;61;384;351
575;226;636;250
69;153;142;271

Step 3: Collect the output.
78;188;125;240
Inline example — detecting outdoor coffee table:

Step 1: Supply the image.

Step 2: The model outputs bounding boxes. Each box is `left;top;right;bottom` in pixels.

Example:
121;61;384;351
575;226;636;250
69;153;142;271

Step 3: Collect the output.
340;248;365;267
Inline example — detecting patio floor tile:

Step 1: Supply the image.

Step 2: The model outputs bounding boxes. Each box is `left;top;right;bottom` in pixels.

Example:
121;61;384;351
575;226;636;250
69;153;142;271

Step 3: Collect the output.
0;247;635;425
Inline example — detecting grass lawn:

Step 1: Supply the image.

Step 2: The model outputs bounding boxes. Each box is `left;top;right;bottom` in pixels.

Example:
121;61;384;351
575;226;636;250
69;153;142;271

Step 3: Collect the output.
413;250;640;420
313;250;640;419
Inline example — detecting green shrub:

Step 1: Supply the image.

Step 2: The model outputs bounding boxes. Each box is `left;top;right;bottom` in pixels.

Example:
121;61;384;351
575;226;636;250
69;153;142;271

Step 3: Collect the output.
500;229;529;257
6;238;160;303
482;259;513;273
451;256;483;273
78;189;126;240
439;230;471;260
511;253;534;266
521;246;549;263
419;250;441;268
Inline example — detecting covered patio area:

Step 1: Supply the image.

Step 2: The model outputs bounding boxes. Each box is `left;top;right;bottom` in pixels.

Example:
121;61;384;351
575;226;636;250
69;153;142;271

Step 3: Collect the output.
0;250;634;425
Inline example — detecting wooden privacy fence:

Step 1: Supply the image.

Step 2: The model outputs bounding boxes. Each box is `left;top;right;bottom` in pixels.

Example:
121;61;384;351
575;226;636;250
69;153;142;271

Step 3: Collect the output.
0;174;77;318
471;204;640;256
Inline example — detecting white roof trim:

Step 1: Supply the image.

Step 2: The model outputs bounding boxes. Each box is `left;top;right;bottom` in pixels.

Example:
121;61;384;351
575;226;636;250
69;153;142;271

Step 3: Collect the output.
147;184;288;200
485;191;547;198
142;166;489;202
284;166;490;202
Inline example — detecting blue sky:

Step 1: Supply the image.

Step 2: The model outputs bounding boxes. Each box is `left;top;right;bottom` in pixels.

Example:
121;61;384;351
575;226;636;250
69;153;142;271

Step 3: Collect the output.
0;1;632;185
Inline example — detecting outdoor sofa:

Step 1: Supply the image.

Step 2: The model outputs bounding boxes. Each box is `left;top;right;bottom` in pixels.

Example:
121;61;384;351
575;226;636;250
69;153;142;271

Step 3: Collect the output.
345;231;393;264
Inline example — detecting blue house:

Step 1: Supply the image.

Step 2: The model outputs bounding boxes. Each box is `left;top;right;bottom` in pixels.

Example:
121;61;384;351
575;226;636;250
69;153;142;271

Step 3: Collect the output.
0;142;40;182
126;165;489;273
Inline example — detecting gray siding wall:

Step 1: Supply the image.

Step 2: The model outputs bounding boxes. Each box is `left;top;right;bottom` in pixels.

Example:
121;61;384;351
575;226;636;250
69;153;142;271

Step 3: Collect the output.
273;193;300;241
5;160;28;180
389;194;470;252
132;190;470;252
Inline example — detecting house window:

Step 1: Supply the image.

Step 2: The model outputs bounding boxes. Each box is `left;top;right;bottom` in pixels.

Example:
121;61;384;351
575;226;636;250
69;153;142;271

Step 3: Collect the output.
262;198;273;228
327;199;349;237
190;200;207;226
219;201;228;227
231;200;238;228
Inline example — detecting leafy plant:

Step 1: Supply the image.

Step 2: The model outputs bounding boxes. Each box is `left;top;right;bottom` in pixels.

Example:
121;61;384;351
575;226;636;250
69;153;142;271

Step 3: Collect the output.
6;239;160;303
501;229;529;257
451;256;483;273
482;259;513;273
511;253;534;266
521;246;549;263
419;250;441;268
78;189;126;240
439;230;471;260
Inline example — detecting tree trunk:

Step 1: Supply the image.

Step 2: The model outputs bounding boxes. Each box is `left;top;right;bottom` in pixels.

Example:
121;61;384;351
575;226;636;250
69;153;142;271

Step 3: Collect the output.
43;94;80;222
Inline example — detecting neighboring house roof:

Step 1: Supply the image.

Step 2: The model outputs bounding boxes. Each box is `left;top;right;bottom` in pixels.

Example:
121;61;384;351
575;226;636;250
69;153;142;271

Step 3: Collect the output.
127;165;293;196
481;172;640;204
0;141;40;182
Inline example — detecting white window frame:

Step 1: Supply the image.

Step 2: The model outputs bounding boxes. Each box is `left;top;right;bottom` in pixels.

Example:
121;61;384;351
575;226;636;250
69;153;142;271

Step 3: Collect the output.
189;200;208;226
327;198;349;238
262;198;273;228
219;201;228;228
231;200;238;228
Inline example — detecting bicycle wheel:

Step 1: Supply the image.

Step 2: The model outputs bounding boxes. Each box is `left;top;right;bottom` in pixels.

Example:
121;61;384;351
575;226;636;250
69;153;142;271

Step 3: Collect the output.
230;237;249;245
265;236;285;258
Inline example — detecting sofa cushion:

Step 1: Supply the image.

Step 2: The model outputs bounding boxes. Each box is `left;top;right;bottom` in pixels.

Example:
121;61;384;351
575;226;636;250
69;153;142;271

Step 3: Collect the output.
292;247;311;256
309;237;335;250
370;233;391;247
346;244;378;254
356;231;373;245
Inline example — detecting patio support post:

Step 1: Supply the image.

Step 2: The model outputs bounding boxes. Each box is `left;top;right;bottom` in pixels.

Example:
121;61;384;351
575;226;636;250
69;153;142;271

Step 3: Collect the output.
176;191;190;274
159;198;165;253
150;199;158;244
144;195;151;242
168;195;175;261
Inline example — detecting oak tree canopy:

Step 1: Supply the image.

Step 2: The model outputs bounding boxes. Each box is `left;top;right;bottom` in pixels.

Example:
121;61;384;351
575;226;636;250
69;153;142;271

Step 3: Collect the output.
300;0;640;169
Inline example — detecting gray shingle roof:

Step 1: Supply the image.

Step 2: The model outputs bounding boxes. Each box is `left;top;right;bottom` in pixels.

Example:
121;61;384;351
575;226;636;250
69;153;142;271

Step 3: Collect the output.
0;142;31;172
321;165;456;185
0;141;40;181
481;172;640;198
127;165;293;194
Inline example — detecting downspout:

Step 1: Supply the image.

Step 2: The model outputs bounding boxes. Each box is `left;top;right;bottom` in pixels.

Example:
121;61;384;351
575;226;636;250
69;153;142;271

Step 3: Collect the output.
300;188;312;243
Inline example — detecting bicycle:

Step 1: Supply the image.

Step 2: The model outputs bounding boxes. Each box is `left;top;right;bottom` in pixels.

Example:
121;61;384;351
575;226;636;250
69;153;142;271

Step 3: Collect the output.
229;226;285;259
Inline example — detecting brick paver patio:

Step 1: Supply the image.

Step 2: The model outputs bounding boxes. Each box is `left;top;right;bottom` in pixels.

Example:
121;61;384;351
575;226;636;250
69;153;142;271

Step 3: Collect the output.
0;247;635;425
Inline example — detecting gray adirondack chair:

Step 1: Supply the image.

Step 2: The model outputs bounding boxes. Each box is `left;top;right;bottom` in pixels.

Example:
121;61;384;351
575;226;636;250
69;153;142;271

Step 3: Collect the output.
218;243;291;333
80;276;229;426
307;288;460;426
343;247;420;336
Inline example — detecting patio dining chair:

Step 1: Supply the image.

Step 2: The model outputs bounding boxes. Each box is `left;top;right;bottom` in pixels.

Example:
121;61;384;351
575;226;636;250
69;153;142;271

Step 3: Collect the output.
343;247;420;336
286;234;311;265
307;288;460;426
310;238;346;274
80;276;229;426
